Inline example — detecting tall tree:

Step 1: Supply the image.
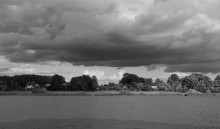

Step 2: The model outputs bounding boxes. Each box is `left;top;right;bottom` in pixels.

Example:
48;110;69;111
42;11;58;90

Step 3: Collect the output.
167;74;179;84
215;74;220;81
92;76;99;89
69;75;96;91
167;74;182;92
144;78;153;84
48;74;66;91
212;74;220;93
155;78;170;91
182;73;212;93
120;73;140;85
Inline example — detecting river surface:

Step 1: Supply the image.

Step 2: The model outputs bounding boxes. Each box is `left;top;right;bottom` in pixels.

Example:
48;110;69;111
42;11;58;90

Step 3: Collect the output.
0;95;220;127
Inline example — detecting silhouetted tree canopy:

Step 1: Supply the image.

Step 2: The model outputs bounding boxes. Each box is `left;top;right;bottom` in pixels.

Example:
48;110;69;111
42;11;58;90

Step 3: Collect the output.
68;75;97;91
47;74;66;91
0;75;52;91
120;73;140;85
92;76;99;88
120;73;150;85
1;72;220;93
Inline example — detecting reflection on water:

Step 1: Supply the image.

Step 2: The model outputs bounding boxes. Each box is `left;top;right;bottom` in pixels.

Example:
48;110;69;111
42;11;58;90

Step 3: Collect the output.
0;96;220;127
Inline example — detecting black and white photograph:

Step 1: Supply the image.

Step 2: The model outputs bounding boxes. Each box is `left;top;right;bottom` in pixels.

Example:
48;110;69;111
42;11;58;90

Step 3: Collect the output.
0;0;220;128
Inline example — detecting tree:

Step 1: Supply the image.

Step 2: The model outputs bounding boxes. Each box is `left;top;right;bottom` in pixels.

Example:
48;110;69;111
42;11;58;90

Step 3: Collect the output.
155;78;163;84
120;73;145;85
167;74;182;92
182;73;212;93
0;75;52;91
144;78;153;84
130;82;138;91
92;76;99;89
47;74;66;91
215;74;220;81
120;73;140;85
167;74;179;84
155;78;170;91
211;74;220;93
68;75;96;91
212;80;220;93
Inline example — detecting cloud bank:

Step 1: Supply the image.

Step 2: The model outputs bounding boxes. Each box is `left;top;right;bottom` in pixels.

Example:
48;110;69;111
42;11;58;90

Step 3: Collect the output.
0;0;220;73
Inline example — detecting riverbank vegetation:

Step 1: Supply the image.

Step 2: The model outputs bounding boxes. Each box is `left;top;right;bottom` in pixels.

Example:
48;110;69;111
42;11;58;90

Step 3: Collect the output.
0;73;220;94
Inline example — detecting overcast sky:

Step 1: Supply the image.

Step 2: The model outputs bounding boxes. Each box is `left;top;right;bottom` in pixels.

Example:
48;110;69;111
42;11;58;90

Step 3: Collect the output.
0;0;220;83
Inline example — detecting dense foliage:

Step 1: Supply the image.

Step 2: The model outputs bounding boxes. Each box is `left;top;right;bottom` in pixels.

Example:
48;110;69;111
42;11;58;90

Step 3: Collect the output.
119;73;159;91
182;73;213;93
1;72;220;93
47;74;66;91
167;74;183;92
0;75;52;91
68;75;97;91
120;73;142;85
117;73;220;93
120;73;153;85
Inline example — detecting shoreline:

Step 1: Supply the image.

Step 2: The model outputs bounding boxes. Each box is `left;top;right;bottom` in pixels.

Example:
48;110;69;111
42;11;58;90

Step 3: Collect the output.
0;91;220;96
1;118;220;129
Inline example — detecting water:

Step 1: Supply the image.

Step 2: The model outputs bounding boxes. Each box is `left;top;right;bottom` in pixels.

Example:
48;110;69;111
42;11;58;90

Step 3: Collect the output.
0;96;220;127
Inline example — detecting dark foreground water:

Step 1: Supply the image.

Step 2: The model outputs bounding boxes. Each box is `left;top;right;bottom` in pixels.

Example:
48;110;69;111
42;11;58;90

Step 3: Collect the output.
0;96;220;129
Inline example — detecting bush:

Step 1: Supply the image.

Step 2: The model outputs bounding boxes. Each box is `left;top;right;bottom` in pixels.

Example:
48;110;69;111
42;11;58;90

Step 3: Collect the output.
32;87;47;93
141;84;153;91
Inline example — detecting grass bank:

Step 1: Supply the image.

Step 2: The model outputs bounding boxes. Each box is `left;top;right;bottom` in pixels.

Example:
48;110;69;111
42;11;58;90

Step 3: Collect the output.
0;91;220;96
1;118;219;129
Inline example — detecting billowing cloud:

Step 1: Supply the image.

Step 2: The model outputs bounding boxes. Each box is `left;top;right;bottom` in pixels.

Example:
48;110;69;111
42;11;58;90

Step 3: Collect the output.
0;0;220;73
109;70;125;80
84;69;125;82
84;70;105;79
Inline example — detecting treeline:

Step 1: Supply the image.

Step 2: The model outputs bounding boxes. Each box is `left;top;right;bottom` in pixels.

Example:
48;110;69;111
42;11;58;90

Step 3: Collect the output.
113;73;220;93
0;73;220;93
47;74;98;91
0;74;98;91
0;75;52;91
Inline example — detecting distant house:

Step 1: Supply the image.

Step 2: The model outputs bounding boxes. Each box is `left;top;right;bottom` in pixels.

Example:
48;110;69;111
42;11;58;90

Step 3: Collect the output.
45;84;51;87
25;83;40;91
25;85;34;90
149;83;159;91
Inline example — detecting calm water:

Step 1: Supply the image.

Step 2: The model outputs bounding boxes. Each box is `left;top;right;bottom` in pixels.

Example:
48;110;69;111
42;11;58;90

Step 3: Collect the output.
0;96;220;127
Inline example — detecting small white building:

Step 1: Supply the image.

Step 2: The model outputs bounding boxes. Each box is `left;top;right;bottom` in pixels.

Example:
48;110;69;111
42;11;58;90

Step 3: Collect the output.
25;85;34;90
150;83;159;90
151;86;159;90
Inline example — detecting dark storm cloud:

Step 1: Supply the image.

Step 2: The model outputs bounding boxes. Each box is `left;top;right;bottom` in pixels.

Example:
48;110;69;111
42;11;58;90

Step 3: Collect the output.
1;0;220;73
